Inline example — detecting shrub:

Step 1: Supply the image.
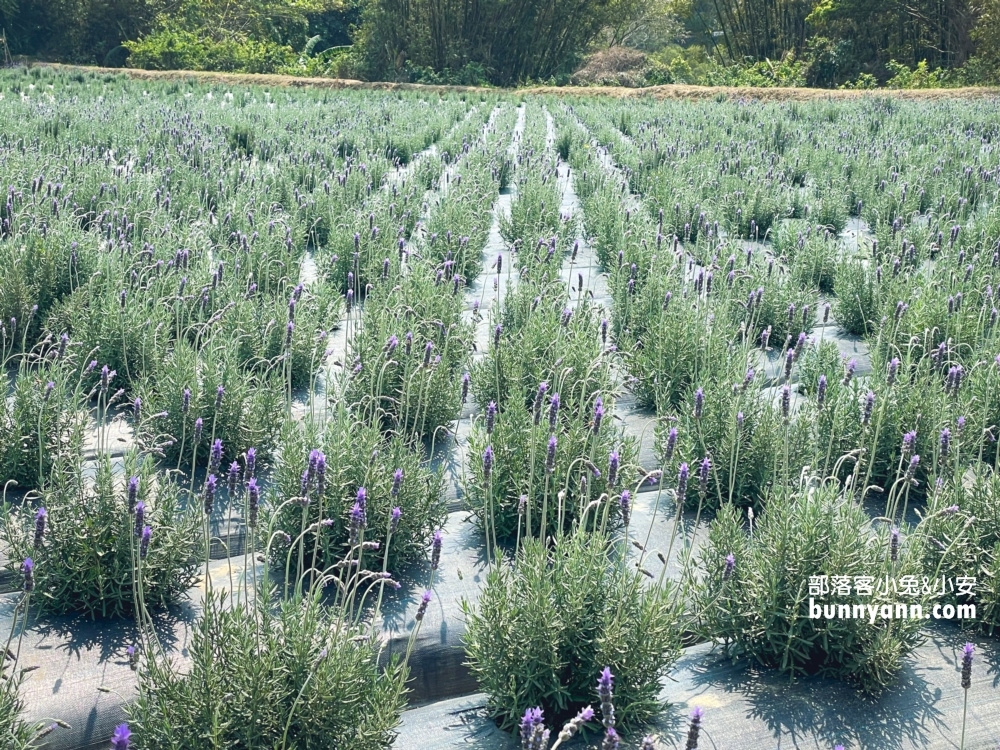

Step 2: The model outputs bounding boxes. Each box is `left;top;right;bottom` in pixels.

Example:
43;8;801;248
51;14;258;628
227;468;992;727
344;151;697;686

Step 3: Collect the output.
695;482;926;693
136;339;284;469
463;532;681;731
833;257;880;335
344;264;470;439
2;452;201;619
0;359;83;492
266;413;446;578
127;590;407;749
466;396;635;541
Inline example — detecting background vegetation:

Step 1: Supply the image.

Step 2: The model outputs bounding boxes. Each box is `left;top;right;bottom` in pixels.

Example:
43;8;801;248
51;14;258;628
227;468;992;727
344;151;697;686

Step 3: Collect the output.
2;0;1000;87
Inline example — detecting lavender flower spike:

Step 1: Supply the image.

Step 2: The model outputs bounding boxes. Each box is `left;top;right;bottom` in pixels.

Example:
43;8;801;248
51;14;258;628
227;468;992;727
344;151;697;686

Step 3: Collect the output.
593;396;604;434
608;450;620;488
557;706;595;744
961;643;973;689
597;667;615;728
685;707;704;750
483;446;494;481
22;558;34;593
415;590;432;621
110;723;131;750
33;507;47;548
546;435;557;474
431;528;442;571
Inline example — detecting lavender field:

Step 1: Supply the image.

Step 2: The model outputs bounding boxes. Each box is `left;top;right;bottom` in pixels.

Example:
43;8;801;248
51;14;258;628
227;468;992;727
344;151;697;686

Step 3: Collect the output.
1;66;999;750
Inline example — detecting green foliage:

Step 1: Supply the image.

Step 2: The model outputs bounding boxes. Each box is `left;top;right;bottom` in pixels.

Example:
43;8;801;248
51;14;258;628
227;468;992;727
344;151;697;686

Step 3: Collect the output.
2;452;201;618
125;30;297;73
266;414;446;576
463;532;681;731
127;590;407;749
136;340;285;468
696;484;926;692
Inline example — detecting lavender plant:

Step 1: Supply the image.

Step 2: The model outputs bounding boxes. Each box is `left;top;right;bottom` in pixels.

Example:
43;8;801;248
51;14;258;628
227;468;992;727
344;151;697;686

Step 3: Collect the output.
2;452;201;618
464;531;681;732
695;480;926;693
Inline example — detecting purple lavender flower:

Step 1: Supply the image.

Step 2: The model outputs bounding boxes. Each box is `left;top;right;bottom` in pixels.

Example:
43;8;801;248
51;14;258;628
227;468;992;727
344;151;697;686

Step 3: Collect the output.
533;382;548;425
602;727;620;750
245;447;256;479
392;468;403;497
664;427;678;462
780;384;791;421
33;507;46;548
608;450;620;488
694;387;704;418
431;528;442;570
699;456;711;495
110;723;131;750
890;526;899;562
549;393;560;431
100;365;112;393
940;428;951;458
355;488;368;529
22;558;33;593
761;325;771;351
784;348;795;381
843;358;856;386
961;643;973;689
415;590;432;621
247;478;259;528
182;388;191;415
597;667;615;728
285;320;294;349
194;417;203;443
601;318;608;343
862;391;875;425
461;372;470;404
140;526;151;558
227;461;241;495
905;454;920;481
593;396;604;434
423;341;434;367
736;411;745;430
902;430;917;459
546;436;557;474
483;401;497;435
390;506;402;535
131;499;146;536
640;736;656;750
209;439;223;474
677;462;689;500
888;357;900;385
520;707;545;748
215;385;224;409
724;552;735;580
620;490;631;526
483;446;494;481
493;324;502;348
685;707;703;750
203;476;217;516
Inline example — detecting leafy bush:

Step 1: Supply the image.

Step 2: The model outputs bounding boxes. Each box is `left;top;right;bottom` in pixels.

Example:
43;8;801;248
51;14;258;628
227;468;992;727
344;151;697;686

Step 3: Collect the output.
695;483;926;693
833;256;879;335
136;340;285;469
344;263;470;439
2;452;201;618
266;413;446;577
125;30;297;73
464;532;681;731
127;590;407;749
